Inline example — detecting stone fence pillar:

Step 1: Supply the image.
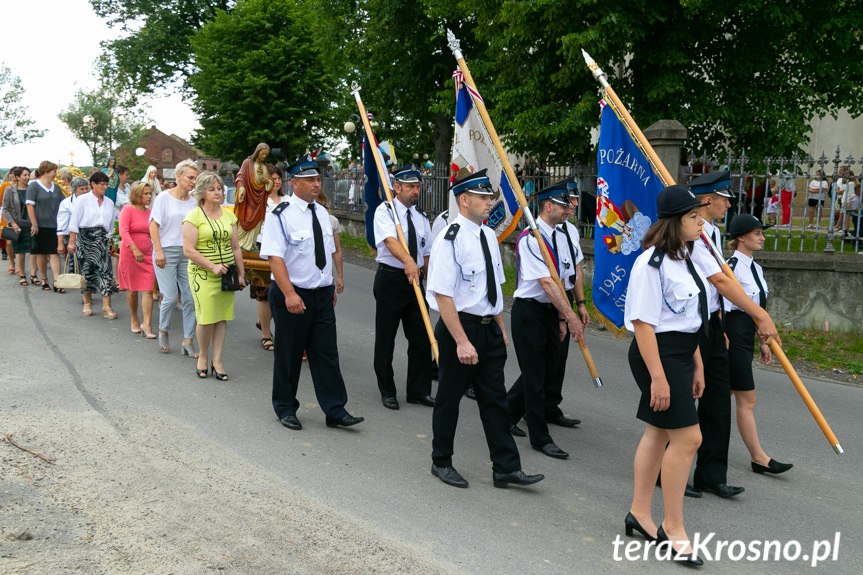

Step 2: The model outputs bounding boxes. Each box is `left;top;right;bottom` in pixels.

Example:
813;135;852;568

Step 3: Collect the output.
643;120;687;182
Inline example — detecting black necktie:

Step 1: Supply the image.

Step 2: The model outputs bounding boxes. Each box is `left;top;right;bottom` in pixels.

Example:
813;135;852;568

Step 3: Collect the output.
310;204;325;270
751;262;766;308
406;209;417;262
552;228;561;275
479;229;497;307
560;225;578;283
685;257;710;341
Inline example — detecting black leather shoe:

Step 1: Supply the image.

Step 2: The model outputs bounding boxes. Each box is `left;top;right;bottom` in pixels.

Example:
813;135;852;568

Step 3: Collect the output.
406;395;435;407
624;512;657;542
492;469;545;488
464;385;476;400
431;464;468;488
657;525;704;566
510;424;527;437
279;415;302;430
694;482;744;498
326;414;365;428
548;415;581;427
533;442;569;459
381;396;400;410
752;459;793;474
685;484;703;498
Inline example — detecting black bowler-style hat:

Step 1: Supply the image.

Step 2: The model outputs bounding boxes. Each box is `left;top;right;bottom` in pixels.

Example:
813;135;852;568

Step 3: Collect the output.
393;163;422;183
727;214;773;238
287;154;320;178
656;184;710;218
450;169;495;196
689;170;733;197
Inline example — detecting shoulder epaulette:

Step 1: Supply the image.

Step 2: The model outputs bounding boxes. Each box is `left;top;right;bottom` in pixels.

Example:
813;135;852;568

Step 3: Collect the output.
444;223;460;241
727;256;738;271
647;249;666;269
271;202;289;216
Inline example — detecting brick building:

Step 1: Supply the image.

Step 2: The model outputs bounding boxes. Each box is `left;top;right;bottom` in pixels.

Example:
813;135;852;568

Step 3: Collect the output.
115;125;221;183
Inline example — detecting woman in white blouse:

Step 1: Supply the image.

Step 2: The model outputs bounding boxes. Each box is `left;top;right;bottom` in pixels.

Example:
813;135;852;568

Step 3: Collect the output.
723;214;792;475
68;171;117;317
150;159;198;355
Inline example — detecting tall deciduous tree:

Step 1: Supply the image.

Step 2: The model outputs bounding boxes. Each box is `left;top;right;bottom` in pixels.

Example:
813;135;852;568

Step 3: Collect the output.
0;63;46;147
58;88;147;165
186;0;338;161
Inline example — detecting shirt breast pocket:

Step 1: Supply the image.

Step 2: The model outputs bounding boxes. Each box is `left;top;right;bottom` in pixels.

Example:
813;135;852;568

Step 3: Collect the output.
289;230;312;253
669;277;700;308
459;257;486;283
324;229;335;254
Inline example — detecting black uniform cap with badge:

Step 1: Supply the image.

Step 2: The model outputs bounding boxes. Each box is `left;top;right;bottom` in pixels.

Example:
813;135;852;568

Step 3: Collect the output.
286;154;321;179
656;184;710;218
689;170;733;198
450;169;497;197
393;163;423;183
726;213;773;239
534;177;576;207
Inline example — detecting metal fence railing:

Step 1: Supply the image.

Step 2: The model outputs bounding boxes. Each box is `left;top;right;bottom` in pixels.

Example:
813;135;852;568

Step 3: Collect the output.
318;147;862;254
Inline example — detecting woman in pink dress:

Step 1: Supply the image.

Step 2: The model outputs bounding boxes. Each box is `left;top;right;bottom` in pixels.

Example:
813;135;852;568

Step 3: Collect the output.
119;182;157;338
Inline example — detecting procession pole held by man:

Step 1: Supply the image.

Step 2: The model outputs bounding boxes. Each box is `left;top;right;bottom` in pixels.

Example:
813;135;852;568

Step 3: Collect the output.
582;50;843;453
350;81;439;364
447;30;602;388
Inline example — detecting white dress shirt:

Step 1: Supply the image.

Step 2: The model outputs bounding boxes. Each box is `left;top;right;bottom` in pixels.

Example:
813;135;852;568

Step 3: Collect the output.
56;194;78;236
68;191;114;233
723;250;769;312
426;213;504;316
373;199;431;268
259;195;335;289
689;219;723;313
513;218;558;302
625;246;707;334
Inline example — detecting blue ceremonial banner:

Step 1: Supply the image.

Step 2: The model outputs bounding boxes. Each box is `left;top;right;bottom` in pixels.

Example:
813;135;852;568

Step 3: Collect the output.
363;130;384;247
593;99;663;333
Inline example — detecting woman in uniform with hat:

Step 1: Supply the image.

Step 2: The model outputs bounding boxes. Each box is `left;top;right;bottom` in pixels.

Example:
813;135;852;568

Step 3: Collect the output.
723;214;793;476
623;184;709;566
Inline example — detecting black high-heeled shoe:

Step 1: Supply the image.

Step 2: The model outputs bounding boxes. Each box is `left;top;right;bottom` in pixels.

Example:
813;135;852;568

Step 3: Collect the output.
657;525;704;566
195;365;209;379
625;512;657;542
210;363;229;381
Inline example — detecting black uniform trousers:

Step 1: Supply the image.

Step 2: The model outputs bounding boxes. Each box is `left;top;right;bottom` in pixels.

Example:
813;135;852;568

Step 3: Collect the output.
545;291;575;419
507;299;560;447
269;281;349;423
693;312;732;487
431;314;521;474
373;264;432;399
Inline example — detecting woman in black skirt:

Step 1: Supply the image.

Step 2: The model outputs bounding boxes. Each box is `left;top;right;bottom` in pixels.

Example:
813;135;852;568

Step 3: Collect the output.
25;161;64;292
723;214;793;475
623;185;709;566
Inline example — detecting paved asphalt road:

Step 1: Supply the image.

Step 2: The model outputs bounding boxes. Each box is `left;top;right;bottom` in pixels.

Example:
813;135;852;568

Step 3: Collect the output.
4;260;861;574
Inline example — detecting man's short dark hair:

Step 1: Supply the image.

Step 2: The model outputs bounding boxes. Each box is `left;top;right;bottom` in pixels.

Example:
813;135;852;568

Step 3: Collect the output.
116;164;129;175
90;171;109;185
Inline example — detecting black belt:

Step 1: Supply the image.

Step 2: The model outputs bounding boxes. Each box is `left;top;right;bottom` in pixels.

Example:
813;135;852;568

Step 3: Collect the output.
293;284;330;293
710;310;722;321
523;298;555;310
378;263;404;273
458;312;495;325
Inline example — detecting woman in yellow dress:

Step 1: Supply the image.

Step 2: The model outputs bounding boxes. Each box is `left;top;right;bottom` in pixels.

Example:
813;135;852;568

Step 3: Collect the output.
183;171;247;381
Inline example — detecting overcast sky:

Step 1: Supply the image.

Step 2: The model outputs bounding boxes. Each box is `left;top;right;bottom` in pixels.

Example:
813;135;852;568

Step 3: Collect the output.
0;0;199;168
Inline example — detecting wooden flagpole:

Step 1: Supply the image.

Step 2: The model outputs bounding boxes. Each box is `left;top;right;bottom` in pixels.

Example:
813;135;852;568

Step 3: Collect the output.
350;81;439;364
582;51;843;454
448;30;602;388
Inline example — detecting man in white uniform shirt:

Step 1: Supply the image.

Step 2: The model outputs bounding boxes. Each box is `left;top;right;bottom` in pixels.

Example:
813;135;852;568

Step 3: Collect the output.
687;170;779;498
426;169;544;489
506;182;584;460
372;164;435;410
259;154;364;431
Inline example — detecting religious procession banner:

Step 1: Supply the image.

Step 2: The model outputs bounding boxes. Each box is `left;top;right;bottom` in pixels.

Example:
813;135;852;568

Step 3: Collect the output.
449;70;522;242
593;98;663;333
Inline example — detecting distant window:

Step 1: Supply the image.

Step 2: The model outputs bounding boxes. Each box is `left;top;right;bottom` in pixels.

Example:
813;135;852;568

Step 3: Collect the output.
162;148;173;165
201;163;207;170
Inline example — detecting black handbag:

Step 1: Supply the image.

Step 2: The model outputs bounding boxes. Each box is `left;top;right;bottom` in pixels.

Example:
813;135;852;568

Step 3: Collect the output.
1;226;19;242
200;208;242;291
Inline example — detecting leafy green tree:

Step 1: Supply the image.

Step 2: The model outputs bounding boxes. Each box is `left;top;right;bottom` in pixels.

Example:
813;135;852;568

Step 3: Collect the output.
186;0;338;161
90;0;234;95
0;63;46;147
58;87;148;165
